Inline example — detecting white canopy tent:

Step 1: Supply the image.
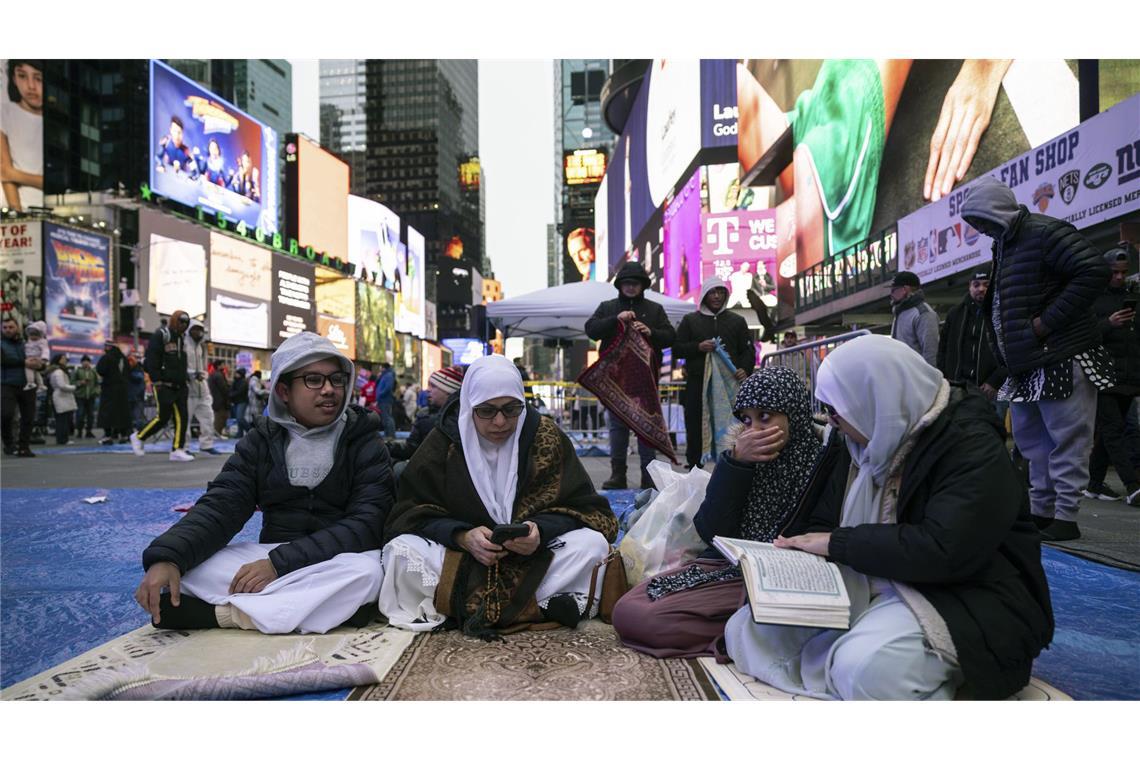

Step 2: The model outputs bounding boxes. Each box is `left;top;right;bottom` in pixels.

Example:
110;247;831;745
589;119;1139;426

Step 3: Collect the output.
486;280;695;340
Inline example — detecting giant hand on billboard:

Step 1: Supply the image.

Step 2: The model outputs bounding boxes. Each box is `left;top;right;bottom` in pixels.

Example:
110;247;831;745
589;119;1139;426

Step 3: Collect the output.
150;60;278;233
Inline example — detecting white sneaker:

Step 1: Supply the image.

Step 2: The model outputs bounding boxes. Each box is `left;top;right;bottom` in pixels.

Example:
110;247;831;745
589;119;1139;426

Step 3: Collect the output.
130;432;145;457
1127;488;1140;507
169;449;195;462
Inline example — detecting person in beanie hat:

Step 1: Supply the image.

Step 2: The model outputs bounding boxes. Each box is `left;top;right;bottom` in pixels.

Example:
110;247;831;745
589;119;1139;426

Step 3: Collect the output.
887;271;940;366
585;261;676;489
673;275;755;468
388;365;466;467
936;268;1007;418
1084;245;1140;505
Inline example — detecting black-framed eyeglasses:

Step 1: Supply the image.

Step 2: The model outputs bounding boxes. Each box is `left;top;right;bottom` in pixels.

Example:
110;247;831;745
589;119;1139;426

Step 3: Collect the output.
473;401;525;420
291;371;349;390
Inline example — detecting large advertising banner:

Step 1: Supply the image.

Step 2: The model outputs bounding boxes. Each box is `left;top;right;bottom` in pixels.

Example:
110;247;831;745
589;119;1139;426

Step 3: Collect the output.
347;194;401;290
562;226;597;284
1;59;44;212
271;255;316;347
209;233;271;348
593;174;610;283
356;281;393;364
150;59;279;233
139;208;209;326
1;220;42;327
700;209;779;311
900;94;1140;284
397;225;426;338
315;265;355;359
288;135;349;259
663;169;702;300
43;223;111;356
421;341;442;389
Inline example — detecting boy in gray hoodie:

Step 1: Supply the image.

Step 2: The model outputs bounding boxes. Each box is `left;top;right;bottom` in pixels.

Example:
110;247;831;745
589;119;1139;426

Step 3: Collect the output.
135;332;393;634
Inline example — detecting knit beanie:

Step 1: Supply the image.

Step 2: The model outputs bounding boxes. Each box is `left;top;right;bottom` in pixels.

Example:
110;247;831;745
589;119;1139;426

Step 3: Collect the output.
429;365;465;395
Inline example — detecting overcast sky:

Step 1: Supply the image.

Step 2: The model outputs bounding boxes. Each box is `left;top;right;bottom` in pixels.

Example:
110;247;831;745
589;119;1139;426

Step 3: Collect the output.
289;59;554;301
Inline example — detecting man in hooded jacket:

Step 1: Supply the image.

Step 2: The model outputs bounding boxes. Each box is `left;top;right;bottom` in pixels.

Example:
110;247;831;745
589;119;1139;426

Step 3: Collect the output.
133;331;394;634
183;318;217;454
962;176;1111;542
585;261;676;489
673;276;755;468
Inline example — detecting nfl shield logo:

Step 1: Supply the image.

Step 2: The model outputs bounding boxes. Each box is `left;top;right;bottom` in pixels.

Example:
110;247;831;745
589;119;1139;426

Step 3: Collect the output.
1059;170;1080;205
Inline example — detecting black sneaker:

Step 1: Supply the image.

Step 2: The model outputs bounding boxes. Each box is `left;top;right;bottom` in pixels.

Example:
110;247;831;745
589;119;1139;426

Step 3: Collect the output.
1081;483;1121;501
541;594;582;628
1031;515;1054;530
1040;519;1081;542
16;447;35;458
153;593;220;630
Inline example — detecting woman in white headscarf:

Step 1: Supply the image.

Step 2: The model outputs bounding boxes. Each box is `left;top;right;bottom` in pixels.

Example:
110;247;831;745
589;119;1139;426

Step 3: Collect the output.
379;354;618;637
724;335;1053;700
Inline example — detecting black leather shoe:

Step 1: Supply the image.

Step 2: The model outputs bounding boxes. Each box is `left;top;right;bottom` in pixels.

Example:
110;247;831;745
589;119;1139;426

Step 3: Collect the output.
1040;519;1080;542
1031;515;1054;530
601;473;627;490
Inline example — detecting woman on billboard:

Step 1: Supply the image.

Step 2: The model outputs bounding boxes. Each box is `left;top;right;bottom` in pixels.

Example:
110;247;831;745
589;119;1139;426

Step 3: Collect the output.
1;60;44;212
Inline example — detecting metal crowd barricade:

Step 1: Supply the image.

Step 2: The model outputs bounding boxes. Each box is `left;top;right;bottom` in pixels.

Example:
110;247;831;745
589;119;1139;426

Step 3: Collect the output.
760;330;871;415
521;380;687;450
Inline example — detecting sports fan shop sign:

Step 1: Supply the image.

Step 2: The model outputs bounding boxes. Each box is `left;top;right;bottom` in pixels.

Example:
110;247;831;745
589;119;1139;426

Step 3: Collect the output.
900;94;1140;284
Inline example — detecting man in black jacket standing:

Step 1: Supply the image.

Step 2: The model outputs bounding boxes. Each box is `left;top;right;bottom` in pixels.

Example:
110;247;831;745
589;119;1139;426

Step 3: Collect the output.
1085;246;1140;505
937;268;1008;419
134;331;393;634
963;176;1111;541
131;310;193;461
585;261;676;489
673;276;755;468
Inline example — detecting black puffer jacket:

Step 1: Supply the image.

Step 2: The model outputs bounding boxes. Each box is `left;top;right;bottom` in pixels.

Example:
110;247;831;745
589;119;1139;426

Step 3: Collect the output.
585;262;675;368
783;386;1053;700
142;405;394;577
674;280;756;403
937;294;1007;389
963;176;1108;375
1093;286;1140;394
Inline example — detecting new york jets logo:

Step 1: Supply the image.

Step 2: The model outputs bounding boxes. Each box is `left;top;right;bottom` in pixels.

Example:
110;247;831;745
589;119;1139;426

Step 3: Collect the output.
1084;163;1112;190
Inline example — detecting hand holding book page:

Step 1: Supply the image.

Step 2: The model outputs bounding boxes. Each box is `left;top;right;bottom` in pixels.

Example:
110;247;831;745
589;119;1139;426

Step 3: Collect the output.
713;537;851;630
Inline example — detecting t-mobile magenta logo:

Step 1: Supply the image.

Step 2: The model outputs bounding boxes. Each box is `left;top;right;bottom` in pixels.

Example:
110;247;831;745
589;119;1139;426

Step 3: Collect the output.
705;215;740;256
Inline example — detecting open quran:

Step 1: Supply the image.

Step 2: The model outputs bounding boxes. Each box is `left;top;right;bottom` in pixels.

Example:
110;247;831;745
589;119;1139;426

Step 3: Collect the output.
712;537;851;630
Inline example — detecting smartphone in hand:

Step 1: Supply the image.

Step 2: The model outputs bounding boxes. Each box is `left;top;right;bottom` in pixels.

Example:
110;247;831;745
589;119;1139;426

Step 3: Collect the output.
490;523;530;545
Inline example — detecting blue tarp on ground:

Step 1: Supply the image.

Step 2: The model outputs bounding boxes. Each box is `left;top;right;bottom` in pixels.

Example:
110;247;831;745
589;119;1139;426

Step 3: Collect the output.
1;487;1136;699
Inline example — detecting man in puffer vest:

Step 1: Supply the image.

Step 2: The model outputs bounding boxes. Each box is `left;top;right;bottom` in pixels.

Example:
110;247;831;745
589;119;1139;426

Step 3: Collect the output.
134;331;394;634
962;176;1111;542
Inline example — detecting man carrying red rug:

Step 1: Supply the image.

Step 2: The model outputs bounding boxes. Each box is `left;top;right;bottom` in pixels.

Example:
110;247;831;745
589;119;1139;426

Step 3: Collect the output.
585;262;676;490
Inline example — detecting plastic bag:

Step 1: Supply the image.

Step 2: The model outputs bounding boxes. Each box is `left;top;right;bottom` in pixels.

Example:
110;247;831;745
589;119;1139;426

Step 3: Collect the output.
618;460;711;586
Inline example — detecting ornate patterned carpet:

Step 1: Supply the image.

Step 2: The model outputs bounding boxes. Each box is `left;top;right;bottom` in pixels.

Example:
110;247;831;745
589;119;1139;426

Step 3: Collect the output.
348;619;718;701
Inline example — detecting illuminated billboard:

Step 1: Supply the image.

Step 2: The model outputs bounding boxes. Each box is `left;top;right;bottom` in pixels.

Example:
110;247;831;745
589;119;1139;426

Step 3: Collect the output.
1;220;42;327
1;59;44;212
562;226;596;284
700;209;778;311
441;338;486;366
397;225;426;338
662;169;702;300
459;157;481;191
286;134;349;260
149;59;278;232
356;281;394;364
564;149;607;186
43;223;111;356
272;255;316;346
315;265;355;359
209;233;271;348
138;208;208;327
346;194;401;289
420;341;442;388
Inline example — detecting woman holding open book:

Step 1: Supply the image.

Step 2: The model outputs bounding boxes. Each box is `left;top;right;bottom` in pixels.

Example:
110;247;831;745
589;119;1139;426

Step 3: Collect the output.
612;366;822;658
724;335;1053;700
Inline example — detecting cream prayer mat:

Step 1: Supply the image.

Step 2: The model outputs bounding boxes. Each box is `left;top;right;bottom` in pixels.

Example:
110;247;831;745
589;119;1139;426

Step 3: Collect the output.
698;658;1072;701
349;619;719;700
2;622;415;700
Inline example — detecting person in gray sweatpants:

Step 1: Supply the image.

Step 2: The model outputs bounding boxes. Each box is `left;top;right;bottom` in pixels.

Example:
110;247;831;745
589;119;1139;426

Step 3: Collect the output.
963;176;1111;542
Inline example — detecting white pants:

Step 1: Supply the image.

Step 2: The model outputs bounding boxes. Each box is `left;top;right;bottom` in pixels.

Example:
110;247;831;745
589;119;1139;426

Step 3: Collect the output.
724;581;963;700
188;386;215;450
179;542;384;634
378;528;611;632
